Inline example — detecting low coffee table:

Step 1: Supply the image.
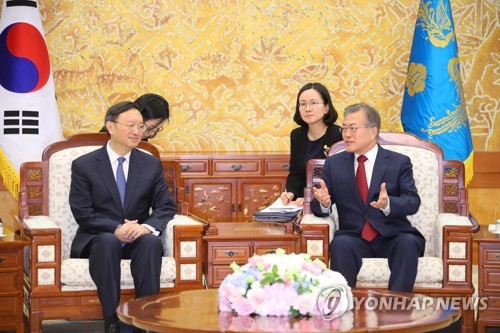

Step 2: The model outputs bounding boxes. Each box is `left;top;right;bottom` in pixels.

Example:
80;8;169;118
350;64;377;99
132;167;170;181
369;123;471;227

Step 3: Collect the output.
117;289;460;332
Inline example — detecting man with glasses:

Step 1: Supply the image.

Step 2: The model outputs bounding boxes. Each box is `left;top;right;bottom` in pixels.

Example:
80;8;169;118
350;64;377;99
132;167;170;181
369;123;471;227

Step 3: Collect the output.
312;103;425;292
70;101;176;333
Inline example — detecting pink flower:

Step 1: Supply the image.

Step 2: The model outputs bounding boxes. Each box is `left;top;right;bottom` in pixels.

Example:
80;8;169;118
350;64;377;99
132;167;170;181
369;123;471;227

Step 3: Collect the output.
302;261;324;276
232;297;255;316
262;284;297;316
293;294;316;315
246;286;265;310
248;256;269;271
219;284;231;299
219;298;232;312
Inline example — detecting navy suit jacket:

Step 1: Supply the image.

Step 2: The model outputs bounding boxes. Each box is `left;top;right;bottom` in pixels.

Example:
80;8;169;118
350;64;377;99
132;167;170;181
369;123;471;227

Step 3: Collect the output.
311;145;424;239
286;124;342;198
69;145;177;258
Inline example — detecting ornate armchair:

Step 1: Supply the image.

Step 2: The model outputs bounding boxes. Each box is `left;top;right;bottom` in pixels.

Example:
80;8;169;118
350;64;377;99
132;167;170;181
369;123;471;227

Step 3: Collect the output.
298;132;479;332
16;133;206;332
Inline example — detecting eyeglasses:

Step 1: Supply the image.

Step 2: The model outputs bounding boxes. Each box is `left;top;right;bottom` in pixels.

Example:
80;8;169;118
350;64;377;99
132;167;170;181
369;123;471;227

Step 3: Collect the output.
298;101;324;110
144;125;164;136
340;126;373;134
111;121;148;132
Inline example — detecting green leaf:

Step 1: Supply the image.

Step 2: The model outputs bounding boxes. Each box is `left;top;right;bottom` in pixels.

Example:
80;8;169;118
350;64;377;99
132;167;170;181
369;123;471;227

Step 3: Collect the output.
290;307;300;317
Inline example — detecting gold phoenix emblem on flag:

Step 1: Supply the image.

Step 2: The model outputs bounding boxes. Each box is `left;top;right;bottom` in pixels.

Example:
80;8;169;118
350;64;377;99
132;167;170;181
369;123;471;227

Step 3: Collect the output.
424;57;467;139
417;0;455;48
405;63;427;97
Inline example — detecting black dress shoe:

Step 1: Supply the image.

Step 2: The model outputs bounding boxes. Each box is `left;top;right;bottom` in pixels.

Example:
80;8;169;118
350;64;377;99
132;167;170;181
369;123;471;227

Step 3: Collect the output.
105;323;120;333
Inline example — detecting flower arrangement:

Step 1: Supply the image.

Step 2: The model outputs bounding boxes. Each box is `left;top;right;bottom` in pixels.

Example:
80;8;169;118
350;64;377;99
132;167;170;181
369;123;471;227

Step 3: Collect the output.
218;249;353;318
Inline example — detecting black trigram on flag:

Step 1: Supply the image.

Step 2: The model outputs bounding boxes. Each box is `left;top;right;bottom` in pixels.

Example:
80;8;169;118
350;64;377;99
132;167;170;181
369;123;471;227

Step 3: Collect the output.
6;0;37;8
3;110;39;134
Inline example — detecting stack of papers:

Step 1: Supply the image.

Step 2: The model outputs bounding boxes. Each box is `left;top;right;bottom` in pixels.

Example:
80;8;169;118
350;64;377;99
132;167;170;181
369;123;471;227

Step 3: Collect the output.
253;198;302;222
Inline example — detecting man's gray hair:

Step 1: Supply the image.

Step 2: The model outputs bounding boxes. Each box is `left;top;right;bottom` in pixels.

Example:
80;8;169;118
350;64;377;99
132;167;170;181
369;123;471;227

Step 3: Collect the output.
344;103;381;137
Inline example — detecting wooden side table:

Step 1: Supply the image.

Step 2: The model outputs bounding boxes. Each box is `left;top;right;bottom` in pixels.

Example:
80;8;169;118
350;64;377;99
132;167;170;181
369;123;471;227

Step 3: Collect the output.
475;226;500;332
203;222;299;288
0;227;29;333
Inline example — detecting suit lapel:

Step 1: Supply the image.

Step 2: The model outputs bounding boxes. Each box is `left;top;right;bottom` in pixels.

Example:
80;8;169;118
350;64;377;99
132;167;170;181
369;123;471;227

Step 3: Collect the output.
343;153;362;206
96;146;123;211
124;149;142;212
368;145;390;203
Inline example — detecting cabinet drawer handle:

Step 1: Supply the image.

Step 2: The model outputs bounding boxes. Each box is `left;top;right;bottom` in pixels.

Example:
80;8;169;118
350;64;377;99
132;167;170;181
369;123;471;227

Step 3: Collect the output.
0;258;6;264
180;165;191;172
224;251;238;257
282;163;290;170
230;164;243;171
265;250;276;255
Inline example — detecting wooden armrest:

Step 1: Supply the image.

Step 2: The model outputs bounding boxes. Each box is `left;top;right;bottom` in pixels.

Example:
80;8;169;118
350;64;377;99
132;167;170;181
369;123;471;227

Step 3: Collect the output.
439;214;476;292
17;215;63;293
303;187;314;214
173;221;204;288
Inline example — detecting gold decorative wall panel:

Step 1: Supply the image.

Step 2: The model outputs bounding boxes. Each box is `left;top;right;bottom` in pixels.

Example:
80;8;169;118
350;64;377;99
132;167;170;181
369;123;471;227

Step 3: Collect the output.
1;0;498;152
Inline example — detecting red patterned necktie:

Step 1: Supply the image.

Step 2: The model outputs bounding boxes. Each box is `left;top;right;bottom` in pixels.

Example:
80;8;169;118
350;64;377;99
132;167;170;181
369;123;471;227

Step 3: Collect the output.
356;155;378;241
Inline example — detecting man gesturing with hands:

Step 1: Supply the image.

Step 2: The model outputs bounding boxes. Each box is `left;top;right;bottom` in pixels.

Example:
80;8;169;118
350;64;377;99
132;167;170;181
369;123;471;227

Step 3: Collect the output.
311;103;424;292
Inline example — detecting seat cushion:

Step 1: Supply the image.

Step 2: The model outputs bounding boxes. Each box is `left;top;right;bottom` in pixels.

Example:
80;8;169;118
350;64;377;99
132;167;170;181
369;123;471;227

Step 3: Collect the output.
60;256;176;291
356;257;443;288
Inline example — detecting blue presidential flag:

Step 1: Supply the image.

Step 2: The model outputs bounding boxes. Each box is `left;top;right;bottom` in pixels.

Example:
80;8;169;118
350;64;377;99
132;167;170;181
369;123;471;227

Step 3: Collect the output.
401;0;473;184
0;0;63;197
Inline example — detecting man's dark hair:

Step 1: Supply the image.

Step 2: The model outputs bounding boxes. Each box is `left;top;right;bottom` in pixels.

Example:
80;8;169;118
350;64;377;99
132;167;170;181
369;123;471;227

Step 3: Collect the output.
104;101;141;125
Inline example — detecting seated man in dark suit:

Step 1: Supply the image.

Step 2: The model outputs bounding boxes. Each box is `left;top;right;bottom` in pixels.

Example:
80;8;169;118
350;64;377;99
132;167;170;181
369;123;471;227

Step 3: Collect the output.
69;101;177;333
312;103;425;292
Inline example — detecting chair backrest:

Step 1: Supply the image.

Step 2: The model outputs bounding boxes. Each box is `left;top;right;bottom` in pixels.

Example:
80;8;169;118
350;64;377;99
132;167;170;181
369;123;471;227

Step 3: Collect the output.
303;132;468;257
19;133;182;259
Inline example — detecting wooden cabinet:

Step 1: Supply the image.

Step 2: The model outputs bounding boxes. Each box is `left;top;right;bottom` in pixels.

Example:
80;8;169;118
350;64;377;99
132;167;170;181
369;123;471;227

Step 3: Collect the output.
0;230;29;333
475;227;500;332
203;223;299;288
162;153;289;222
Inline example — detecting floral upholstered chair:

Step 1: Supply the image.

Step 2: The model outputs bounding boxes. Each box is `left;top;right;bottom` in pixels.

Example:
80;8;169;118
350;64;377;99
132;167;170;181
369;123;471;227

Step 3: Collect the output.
17;133;205;333
298;132;478;332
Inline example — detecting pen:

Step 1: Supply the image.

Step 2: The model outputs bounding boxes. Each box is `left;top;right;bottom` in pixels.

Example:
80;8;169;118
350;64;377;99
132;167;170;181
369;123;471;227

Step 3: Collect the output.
284;186;290;204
